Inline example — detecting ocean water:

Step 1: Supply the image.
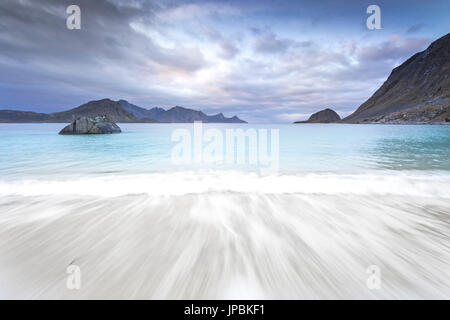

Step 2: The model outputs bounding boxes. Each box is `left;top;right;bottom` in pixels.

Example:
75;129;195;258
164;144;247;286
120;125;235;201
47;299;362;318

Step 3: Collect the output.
0;123;449;299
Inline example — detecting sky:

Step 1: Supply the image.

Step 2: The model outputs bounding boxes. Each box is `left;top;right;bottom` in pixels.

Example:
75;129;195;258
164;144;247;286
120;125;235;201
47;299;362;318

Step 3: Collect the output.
0;0;449;122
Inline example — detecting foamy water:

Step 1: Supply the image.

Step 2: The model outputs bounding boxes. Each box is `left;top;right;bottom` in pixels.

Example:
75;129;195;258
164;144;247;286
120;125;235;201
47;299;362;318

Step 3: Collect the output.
0;124;449;299
0;171;449;299
1;171;450;197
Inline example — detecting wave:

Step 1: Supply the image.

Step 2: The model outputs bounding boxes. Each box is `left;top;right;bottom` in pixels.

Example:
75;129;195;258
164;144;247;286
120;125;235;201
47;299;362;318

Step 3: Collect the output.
1;170;450;198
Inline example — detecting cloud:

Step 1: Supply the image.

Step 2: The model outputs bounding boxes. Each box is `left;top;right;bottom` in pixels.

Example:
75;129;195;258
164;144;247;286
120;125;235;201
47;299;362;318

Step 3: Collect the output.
252;30;297;54
199;25;241;60
156;2;241;21
0;0;211;107
217;40;239;59
407;23;424;34
357;35;430;62
0;0;444;122
276;112;312;122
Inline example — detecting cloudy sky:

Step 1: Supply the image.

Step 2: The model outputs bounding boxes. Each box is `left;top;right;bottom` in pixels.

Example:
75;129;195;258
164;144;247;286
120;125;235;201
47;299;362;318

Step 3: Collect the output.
0;0;449;122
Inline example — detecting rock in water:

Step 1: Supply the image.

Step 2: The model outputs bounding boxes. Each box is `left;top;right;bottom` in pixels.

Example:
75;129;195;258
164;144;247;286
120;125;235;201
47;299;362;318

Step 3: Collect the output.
59;116;121;134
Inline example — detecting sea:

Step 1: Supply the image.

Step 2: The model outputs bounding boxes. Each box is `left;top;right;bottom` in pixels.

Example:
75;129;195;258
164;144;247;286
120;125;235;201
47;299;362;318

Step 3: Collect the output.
0;123;449;299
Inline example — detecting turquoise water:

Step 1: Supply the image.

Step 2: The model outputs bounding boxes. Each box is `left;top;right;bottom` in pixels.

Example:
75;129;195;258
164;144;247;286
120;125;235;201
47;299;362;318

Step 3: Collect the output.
0;123;449;179
0;123;449;299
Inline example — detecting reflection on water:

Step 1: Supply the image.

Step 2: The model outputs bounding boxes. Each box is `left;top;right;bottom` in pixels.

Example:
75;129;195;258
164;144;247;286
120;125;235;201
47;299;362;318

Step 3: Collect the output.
368;127;450;170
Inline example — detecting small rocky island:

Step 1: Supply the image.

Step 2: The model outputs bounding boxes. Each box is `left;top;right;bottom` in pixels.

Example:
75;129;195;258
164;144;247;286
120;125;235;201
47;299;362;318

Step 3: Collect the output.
294;108;341;123
59;116;121;135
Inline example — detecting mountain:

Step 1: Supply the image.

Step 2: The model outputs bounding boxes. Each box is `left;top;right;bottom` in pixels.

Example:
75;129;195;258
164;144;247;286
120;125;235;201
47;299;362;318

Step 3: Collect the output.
0;110;53;123
51;99;152;122
294;108;341;123
118;100;247;123
118;100;165;120
0;99;157;123
0;99;247;123
343;33;450;123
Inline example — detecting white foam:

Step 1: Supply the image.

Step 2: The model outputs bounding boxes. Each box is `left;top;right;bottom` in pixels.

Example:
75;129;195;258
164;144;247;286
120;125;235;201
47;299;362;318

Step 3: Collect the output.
0;170;449;198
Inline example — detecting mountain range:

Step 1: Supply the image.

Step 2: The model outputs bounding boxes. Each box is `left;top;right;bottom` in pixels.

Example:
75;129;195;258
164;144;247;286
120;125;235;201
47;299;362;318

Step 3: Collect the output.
0;99;247;123
118;100;246;123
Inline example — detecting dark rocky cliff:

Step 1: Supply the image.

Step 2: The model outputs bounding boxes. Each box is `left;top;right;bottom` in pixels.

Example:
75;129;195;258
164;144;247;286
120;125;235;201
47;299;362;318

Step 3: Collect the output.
343;33;450;123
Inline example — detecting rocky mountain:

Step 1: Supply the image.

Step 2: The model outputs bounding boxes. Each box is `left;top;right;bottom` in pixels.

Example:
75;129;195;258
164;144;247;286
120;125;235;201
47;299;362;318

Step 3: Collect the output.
294;108;341;123
0;99;157;123
119;100;247;123
0;99;247;123
343;33;450;123
118;100;166;120
52;99;153;123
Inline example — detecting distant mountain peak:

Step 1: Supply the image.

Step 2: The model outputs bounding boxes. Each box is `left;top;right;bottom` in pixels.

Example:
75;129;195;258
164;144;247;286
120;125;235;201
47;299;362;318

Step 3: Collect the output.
119;100;247;123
